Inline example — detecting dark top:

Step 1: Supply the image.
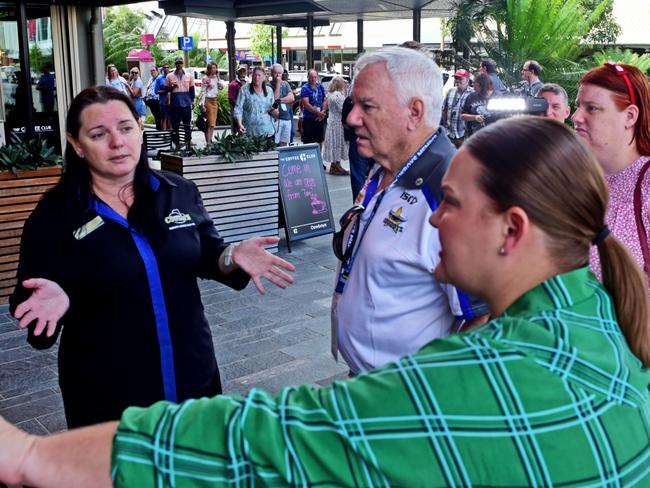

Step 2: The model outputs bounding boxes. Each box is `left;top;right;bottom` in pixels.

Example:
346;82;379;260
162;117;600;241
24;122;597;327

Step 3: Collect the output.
10;171;250;427
341;96;355;142
269;80;293;121
462;92;490;137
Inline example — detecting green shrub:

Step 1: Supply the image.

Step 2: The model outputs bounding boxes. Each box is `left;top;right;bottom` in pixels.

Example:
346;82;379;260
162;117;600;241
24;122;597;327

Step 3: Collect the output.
173;131;275;163
0;135;62;175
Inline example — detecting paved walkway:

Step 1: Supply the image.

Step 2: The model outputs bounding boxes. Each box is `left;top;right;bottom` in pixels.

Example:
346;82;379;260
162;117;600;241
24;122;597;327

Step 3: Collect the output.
0;146;354;435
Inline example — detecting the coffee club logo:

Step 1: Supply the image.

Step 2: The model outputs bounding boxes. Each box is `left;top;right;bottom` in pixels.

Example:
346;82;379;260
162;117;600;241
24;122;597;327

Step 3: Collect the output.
165;209;192;225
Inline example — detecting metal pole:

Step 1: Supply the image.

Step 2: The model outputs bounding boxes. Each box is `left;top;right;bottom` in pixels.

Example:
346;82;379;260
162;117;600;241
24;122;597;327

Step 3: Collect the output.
413;8;421;43
306;13;314;70
226;21;236;81
271;27;274;65
356;18;364;55
206;18;210;62
182;17;189;66
16;1;34;140
276;25;283;67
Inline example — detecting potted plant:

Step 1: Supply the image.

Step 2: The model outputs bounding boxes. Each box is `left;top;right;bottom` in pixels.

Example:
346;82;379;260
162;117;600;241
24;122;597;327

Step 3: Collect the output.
0;135;63;302
160;132;280;249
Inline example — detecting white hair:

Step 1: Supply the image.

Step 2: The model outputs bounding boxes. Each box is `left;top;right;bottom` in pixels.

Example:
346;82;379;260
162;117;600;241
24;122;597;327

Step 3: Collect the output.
271;63;284;74
354;47;443;128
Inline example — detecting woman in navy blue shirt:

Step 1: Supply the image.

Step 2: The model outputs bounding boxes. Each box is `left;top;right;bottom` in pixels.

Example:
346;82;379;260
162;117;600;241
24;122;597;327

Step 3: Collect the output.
10;86;295;428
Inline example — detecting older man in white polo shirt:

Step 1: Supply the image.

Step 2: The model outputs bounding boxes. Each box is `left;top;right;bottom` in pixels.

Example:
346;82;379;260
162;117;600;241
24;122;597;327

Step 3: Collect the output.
331;47;488;373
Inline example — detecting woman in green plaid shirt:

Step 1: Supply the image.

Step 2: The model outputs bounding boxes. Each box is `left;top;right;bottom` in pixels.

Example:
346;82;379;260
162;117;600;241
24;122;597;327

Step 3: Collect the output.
1;117;649;487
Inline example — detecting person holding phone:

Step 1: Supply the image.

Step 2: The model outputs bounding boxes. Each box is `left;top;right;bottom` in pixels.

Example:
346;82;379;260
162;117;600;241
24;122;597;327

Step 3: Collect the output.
269;63;294;147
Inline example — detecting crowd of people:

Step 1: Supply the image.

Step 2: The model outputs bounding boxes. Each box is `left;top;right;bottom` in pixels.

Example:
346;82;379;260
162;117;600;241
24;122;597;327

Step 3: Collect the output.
1;44;650;486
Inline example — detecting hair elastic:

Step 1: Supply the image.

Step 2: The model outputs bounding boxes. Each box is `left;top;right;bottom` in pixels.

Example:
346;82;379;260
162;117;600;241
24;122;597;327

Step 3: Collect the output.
605;61;637;106
592;225;610;246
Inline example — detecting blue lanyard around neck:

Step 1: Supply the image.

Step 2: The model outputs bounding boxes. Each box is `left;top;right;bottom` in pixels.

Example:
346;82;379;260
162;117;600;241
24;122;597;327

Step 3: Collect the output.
335;131;438;293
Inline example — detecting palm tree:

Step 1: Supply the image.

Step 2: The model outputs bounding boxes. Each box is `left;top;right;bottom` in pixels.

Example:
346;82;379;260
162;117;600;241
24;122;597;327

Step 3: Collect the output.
448;0;613;86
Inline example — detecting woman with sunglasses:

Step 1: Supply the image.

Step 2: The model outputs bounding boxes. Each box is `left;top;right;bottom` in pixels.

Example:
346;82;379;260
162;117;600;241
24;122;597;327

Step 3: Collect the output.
2;117;649;487
127;68;146;122
572;63;650;289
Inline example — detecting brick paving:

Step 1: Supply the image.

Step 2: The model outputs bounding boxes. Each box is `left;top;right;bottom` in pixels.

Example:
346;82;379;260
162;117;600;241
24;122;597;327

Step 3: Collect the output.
0;155;353;435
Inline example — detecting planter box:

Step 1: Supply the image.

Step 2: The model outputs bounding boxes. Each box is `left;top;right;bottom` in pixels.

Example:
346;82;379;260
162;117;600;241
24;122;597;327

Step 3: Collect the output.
0;166;62;303
160;152;280;253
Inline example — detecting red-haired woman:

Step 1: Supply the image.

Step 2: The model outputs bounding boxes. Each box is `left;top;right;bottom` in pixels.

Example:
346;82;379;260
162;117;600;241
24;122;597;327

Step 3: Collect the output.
573;63;650;289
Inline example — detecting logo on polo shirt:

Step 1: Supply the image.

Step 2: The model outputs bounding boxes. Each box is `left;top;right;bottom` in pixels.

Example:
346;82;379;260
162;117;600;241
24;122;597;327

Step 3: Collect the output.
383;206;407;234
164;209;195;230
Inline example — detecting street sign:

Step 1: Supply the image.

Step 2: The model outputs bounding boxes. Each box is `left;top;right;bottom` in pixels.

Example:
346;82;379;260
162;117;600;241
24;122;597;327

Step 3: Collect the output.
178;36;193;51
205;54;212;62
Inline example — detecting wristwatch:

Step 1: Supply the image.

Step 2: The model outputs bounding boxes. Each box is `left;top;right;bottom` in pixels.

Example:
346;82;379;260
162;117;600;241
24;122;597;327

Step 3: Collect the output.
223;242;239;267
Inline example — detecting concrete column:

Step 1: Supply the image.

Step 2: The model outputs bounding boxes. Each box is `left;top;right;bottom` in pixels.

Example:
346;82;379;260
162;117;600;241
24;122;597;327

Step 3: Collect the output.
413;8;421;42
306;13;314;70
182;17;189;66
226;20;236;81
276;25;283;67
357;18;364;54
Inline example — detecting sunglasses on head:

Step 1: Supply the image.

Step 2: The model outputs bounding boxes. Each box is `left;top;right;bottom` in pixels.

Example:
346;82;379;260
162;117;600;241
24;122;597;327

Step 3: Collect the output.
605;61;637;106
332;204;365;262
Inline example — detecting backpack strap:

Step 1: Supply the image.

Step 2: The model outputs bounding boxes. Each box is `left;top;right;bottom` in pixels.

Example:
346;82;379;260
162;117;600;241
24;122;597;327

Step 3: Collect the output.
633;160;650;282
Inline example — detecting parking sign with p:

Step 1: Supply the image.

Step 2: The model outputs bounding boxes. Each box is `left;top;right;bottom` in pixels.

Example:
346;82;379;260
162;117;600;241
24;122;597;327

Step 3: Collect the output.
178;36;193;51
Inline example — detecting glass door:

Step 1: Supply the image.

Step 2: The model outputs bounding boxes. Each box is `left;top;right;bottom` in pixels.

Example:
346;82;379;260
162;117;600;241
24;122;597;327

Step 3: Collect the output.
0;4;20;145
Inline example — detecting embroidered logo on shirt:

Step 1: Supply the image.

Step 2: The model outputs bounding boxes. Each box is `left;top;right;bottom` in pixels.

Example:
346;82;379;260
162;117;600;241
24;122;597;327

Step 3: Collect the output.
383;206;407;234
73;215;105;240
164;209;195;230
400;191;418;205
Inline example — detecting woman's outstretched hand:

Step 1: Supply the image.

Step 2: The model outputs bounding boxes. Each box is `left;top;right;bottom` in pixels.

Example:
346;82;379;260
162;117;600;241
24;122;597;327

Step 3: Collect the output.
13;278;70;337
232;237;295;294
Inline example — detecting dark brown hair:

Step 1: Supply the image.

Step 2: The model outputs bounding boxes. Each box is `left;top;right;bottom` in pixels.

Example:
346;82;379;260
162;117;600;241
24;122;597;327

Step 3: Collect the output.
62;85;161;236
465;116;650;367
473;73;494;97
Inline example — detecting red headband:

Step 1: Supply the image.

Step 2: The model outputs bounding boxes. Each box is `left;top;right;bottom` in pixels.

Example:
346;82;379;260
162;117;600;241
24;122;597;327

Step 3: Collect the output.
606;61;637;106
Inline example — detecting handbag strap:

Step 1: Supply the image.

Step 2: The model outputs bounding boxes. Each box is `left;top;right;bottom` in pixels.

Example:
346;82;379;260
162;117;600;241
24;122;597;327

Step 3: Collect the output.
633;160;650;282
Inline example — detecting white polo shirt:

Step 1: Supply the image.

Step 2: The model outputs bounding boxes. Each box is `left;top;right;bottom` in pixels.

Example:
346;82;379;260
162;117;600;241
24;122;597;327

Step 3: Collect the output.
332;130;486;372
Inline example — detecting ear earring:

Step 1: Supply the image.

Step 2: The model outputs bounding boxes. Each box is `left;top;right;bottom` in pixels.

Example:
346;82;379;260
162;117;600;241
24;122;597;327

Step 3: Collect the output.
498;246;506;256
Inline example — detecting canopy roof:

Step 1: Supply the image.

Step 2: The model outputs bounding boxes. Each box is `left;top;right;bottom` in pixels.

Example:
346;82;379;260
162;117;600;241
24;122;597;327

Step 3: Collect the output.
157;0;455;26
127;48;155;61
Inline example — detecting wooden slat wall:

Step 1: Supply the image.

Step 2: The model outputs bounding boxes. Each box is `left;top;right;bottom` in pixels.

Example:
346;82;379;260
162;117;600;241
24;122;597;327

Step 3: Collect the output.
161;153;280;253
0;167;62;303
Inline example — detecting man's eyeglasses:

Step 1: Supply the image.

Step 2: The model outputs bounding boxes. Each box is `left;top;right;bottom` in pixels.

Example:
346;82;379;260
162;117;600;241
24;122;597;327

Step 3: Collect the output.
131;71;138;75
332;205;365;262
162;66;170;69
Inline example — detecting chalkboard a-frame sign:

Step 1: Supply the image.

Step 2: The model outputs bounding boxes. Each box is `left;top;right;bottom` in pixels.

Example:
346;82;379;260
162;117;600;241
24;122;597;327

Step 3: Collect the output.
278;144;335;251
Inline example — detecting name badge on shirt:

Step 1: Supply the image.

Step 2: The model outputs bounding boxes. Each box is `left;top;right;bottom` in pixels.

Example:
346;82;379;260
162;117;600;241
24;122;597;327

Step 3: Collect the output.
73;216;105;240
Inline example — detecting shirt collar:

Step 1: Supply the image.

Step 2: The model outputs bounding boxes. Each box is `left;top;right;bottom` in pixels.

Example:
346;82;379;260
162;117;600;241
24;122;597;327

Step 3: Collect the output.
503;266;597;318
150;170;177;188
397;128;455;189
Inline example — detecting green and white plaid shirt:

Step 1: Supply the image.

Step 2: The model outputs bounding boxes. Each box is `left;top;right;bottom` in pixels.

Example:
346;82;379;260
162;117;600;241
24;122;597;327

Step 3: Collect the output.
112;267;650;487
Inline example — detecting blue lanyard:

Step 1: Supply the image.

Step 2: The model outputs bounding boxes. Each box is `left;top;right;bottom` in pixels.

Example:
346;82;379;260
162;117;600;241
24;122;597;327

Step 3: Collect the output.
335;132;438;293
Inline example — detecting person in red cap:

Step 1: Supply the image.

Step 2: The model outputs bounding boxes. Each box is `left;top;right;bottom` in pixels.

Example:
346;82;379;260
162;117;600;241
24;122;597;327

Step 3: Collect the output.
441;68;473;147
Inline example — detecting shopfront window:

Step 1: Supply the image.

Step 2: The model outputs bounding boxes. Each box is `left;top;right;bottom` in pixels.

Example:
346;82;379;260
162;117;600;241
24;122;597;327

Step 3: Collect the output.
27;6;58;151
0;3;20;137
0;3;59;152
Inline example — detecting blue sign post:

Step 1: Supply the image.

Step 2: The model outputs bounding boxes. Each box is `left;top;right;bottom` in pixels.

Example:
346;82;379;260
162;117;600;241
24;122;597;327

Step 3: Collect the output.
178;36;193;51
